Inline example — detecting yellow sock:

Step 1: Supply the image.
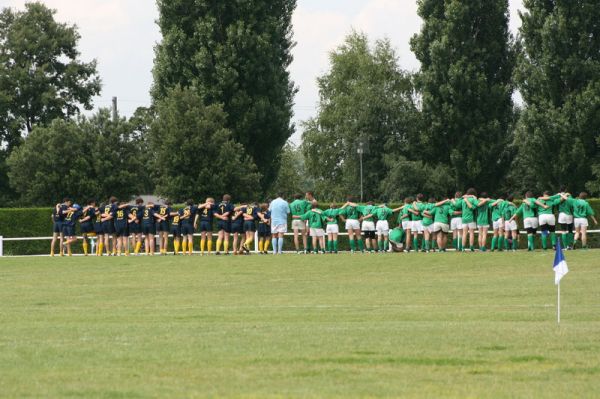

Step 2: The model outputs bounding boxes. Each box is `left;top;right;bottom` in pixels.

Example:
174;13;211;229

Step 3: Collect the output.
67;247;72;256
245;238;253;248
82;240;88;255
50;249;54;256
135;241;141;254
264;239;271;252
201;238;206;254
174;241;180;254
224;241;229;253
189;241;194;255
98;242;104;256
216;239;222;252
258;240;263;252
182;241;187;253
207;240;213;253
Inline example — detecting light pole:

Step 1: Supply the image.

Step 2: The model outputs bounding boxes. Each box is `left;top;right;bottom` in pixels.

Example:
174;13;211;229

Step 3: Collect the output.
357;143;364;202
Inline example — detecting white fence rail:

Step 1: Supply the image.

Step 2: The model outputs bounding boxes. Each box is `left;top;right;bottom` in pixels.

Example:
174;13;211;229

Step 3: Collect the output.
1;230;599;257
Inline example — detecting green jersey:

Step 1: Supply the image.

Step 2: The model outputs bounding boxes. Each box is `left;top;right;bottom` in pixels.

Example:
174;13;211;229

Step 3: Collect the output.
460;197;478;223
476;199;491;226
432;203;451;224
322;208;340;225
389;227;405;243
573;199;594;219
490;199;505;222
516;198;537;219
290;199;309;217
503;202;517;220
399;205;411;225
357;205;376;222
537;198;559;215
411;202;425;221
422;203;435;226
374;206;393;222
301;209;325;229
451;199;462;219
342;205;360;220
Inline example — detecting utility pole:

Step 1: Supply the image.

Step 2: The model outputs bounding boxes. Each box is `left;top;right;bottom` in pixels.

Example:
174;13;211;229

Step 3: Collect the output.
357;142;364;202
112;96;118;123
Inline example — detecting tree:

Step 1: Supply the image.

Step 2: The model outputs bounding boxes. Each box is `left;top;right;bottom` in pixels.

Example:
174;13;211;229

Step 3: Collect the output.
152;0;296;191
7;110;149;205
301;32;420;201
268;143;313;199
150;86;261;202
511;0;600;193
410;0;516;191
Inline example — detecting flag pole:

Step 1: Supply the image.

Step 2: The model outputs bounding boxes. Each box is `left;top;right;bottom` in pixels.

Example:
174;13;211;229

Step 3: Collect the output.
557;282;561;325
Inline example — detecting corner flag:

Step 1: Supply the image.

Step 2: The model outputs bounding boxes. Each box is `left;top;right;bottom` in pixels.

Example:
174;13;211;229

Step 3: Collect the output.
553;240;569;285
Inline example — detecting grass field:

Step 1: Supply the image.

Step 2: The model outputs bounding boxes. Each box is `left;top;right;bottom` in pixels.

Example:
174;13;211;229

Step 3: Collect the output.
1;251;599;398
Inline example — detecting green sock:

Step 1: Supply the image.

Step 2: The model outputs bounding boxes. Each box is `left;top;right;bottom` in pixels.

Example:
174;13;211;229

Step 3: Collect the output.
491;237;497;250
413;238;418;250
568;233;574;247
541;234;547;249
550;232;556;247
498;236;504;250
378;240;383;251
357;239;364;251
333;240;338;252
431;240;437;249
458;240;463;251
452;238;457;249
424;240;430;250
327;240;332;251
349;239;355;251
384;239;389;251
512;238;518;250
528;235;534;250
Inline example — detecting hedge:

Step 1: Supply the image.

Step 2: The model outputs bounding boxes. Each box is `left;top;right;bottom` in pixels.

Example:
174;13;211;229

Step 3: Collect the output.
1;200;599;255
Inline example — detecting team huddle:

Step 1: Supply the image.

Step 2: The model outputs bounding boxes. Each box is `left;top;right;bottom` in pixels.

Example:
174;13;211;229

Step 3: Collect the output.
50;188;597;257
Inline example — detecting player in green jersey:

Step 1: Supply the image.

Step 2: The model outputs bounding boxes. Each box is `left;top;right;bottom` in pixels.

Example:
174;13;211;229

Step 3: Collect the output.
301;200;327;254
431;197;452;251
323;204;341;253
290;193;310;253
450;192;464;250
510;192;549;251
421;197;436;252
537;191;561;250
460;188;479;252
400;197;414;251
572;192;598;249
357;202;377;253
503;196;519;251
476;193;492;251
340;197;365;253
389;227;405;252
548;187;576;249
489;196;506;251
411;194;426;251
373;204;400;253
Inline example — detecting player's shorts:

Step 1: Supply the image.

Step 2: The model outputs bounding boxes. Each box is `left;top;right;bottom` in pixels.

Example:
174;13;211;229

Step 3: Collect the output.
361;221;375;232
423;223;434;233
363;230;376;239
450;217;462;231
574;218;589;229
433;222;450;233
94;223;103;235
258;230;271;238
524;217;539;229
129;222;141;235
170;226;181;238
243;221;256;232
102;221;115;235
114;223;129;237
291;219;306;230
345;219;360;231
538;214;556;226
504;220;518;231
492;219;504;230
310;228;325;237
157;221;169;232
62;224;75;237
217;221;231;233
326;224;339;234
411;220;424;233
271;224;287;234
199;221;212;232
401;220;411;230
80;222;94;234
462;221;476;229
477;224;489;229
230;223;243;234
558;213;573;225
376;220;390;236
181;224;195;236
53;221;63;234
142;224;155;235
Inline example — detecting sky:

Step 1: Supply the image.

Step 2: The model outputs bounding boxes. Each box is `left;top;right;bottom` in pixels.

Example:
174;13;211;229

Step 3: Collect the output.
4;0;525;142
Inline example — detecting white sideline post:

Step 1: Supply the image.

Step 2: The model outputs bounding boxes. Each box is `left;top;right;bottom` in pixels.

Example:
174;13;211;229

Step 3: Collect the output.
254;231;259;253
0;236;3;257
557;282;561;325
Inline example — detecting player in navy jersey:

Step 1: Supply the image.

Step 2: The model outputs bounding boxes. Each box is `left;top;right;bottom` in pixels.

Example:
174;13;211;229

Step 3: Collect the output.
155;202;171;255
100;197;118;256
180;200;198;255
230;205;245;255
238;202;259;254
62;203;83;256
169;207;183;254
196;198;218;255
114;201;130;255
257;203;271;254
78;199;97;256
215;194;234;255
128;198;144;255
50;198;71;256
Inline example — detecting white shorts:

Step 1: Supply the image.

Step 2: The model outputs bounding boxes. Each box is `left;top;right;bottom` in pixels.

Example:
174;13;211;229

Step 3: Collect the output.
462;222;476;229
492;219;504;230
271;224;287;234
451;217;463;231
376;220;390;235
558;213;573;225
361;221;375;232
345;219;360;231
574;218;589;229
524;217;539;229
411;220;424;233
291;219;306;231
310;228;325;237
477;224;489;229
402;220;411;230
326;224;339;234
538;214;556;226
504;220;518;231
423;224;434;233
433;222;449;233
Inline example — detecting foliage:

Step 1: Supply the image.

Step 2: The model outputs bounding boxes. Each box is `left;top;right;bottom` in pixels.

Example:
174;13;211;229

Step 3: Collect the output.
150;86;261;202
6;109;149;205
152;0;296;191
301;32;420;201
511;0;600;194
410;0;516;190
268;142;314;199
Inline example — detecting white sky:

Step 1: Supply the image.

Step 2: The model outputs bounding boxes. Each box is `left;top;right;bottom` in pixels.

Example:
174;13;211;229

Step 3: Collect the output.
4;0;524;142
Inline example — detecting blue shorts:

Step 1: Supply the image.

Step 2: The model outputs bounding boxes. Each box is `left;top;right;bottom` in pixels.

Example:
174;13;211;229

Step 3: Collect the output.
157;220;169;232
181;224;195;236
217;221;231;233
243;221;256;232
142;224;155;235
129;222;141;234
94;223;103;235
53;221;63;234
114;223;129;237
231;223;243;234
170;226;181;238
102;221;115;235
199;221;212;232
62;224;76;237
80;222;94;234
258;229;271;238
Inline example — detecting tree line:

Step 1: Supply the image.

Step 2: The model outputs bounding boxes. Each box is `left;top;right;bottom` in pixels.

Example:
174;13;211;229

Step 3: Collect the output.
1;1;599;206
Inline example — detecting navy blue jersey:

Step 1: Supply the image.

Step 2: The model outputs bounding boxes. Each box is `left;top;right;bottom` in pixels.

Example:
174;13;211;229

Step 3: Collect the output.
231;209;244;226
242;205;259;221
199;204;218;222
216;201;234;221
180;205;198;226
114;207;129;224
94;206;103;225
171;209;182;226
63;209;82;226
81;207;95;223
52;205;62;223
102;203;117;219
141;206;156;225
258;210;271;233
154;205;170;220
128;205;142;223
